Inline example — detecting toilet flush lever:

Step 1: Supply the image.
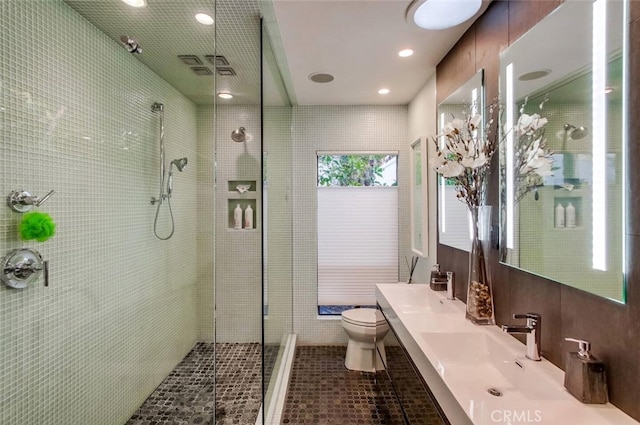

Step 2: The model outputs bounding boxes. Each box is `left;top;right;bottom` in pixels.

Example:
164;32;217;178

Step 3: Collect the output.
7;189;56;212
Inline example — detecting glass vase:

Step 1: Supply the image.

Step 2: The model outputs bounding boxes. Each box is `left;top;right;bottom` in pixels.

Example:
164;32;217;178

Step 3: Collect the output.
465;205;495;325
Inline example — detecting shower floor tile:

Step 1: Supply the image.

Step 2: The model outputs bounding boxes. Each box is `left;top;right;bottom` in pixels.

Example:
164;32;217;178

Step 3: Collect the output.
281;345;445;425
127;342;279;425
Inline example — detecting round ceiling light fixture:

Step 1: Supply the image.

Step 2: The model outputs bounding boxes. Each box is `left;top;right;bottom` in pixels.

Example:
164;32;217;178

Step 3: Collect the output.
217;92;233;99
378;88;390;95
309;73;335;83
518;69;552;81
398;49;414;58
410;0;481;30
121;0;147;7
195;13;214;26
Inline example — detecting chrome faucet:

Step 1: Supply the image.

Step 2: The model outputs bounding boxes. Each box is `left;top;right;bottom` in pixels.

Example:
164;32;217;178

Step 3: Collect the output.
502;313;541;361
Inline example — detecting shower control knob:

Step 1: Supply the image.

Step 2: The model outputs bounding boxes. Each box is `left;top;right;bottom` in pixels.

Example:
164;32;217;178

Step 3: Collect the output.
1;248;47;289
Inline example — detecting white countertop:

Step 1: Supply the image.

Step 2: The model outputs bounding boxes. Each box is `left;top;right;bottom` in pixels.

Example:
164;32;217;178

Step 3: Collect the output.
376;283;638;425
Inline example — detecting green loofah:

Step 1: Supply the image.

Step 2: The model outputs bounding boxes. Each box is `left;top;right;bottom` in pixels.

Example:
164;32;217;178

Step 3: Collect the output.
19;211;56;242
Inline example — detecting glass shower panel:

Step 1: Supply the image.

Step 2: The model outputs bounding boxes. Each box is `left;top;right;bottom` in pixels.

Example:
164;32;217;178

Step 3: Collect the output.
213;0;264;424
261;20;294;423
1;0;212;423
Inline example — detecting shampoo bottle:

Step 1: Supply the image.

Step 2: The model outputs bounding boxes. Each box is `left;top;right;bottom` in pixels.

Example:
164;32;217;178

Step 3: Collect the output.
234;204;242;229
555;203;565;228
566;202;576;228
244;205;253;229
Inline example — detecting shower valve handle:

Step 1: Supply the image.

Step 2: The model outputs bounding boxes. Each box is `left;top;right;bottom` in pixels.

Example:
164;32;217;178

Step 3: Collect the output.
7;189;56;212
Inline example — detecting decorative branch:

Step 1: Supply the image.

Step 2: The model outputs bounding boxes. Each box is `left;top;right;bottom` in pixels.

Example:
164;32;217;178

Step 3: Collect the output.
406;256;420;284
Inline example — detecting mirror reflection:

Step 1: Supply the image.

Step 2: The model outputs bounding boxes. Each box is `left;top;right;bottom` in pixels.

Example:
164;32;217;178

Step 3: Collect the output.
499;0;626;302
437;70;484;251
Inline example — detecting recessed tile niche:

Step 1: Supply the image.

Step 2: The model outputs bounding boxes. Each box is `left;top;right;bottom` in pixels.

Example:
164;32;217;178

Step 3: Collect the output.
227;180;257;230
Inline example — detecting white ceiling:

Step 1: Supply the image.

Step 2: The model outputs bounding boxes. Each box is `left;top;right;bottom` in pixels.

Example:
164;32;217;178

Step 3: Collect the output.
270;0;490;105
64;0;490;107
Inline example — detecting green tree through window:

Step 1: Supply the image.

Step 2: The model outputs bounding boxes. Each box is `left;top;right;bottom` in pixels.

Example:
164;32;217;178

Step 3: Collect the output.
317;154;397;187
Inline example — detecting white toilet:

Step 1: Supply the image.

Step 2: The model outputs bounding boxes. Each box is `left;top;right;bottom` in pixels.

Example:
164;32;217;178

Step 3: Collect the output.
341;308;390;372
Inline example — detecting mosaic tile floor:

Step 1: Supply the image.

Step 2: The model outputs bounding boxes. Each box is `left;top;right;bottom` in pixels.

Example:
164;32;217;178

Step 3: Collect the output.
127;342;279;425
281;346;445;425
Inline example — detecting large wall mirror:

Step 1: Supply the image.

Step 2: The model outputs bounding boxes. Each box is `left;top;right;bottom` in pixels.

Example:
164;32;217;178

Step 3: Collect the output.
437;70;484;251
499;0;627;302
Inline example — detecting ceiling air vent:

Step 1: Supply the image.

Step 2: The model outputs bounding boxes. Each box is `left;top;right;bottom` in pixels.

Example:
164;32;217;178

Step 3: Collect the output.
216;67;236;76
191;66;213;76
178;55;202;66
205;55;229;66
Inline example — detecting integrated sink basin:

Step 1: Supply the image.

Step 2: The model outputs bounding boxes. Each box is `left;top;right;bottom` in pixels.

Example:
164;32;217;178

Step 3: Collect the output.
422;332;556;402
376;283;638;425
383;284;459;315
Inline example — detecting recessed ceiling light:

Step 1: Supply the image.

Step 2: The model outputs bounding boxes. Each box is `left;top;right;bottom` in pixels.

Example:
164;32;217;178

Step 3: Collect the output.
398;49;414;58
195;13;214;26
378;88;390;95
218;92;233;99
518;69;551;81
309;73;335;83
412;0;481;30
121;0;147;7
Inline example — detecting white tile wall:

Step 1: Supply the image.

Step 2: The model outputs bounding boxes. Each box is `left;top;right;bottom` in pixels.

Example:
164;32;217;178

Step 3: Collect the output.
214;105;263;343
0;1;200;423
291;105;410;345
263;106;294;344
197;106;216;342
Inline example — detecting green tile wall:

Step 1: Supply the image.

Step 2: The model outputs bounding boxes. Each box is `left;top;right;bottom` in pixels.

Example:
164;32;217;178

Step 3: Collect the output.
0;1;200;423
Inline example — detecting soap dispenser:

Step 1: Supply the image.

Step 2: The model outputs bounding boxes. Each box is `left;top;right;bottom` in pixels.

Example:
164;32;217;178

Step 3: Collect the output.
564;338;608;404
429;264;447;291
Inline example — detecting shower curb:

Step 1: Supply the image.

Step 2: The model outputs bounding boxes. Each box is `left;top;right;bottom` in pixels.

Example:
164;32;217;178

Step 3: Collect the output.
258;333;297;425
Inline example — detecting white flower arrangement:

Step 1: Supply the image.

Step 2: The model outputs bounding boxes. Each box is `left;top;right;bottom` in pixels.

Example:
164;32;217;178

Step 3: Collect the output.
429;103;497;208
430;98;554;208
505;98;555;204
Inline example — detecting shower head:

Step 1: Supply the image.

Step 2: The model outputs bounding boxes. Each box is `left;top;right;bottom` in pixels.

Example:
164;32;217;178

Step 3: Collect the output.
171;157;188;172
563;124;589;140
231;127;246;143
120;35;142;54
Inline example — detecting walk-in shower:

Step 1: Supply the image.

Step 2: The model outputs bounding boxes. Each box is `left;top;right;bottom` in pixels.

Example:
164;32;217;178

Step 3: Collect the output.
151;102;188;240
2;1;292;424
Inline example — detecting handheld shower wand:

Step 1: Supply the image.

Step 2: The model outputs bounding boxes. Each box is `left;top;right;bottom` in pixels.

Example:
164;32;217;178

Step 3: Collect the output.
150;102;188;240
167;157;188;196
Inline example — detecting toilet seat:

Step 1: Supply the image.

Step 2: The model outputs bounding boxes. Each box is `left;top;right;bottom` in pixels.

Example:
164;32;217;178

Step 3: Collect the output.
341;308;386;327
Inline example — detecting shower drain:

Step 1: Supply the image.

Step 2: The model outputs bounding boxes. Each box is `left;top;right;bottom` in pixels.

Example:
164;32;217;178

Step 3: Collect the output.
486;387;503;397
